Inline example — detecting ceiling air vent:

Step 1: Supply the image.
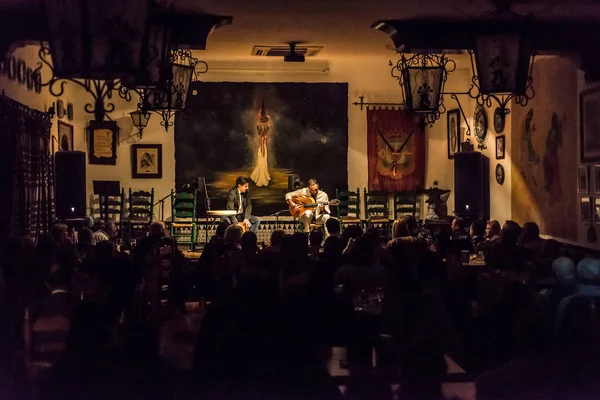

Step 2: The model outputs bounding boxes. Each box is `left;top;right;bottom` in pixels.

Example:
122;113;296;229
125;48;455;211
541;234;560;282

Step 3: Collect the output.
252;45;323;58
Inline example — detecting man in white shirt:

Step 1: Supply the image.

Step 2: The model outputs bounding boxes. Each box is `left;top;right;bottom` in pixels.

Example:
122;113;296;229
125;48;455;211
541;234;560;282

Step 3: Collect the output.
285;178;331;233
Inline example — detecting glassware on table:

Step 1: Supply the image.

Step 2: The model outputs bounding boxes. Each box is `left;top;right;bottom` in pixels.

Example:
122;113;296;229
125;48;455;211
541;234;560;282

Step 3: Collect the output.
115;238;122;252
130;239;137;250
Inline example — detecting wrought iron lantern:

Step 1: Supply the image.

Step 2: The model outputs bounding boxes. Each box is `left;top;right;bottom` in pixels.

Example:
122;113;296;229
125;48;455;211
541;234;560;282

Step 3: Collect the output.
469;10;535;113
391;53;455;123
42;0;152;80
130;110;151;138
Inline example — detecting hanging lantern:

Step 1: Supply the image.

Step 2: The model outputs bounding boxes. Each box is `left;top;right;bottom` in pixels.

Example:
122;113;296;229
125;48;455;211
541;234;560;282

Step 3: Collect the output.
42;0;151;80
474;30;533;95
391;53;453;122
145;50;197;112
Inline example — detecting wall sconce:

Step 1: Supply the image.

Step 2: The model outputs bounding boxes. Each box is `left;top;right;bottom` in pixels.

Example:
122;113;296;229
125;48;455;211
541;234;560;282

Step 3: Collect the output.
130;110;151;139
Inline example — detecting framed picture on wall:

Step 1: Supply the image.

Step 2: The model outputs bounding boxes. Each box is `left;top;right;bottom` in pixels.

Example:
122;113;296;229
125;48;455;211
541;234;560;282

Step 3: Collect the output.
578;166;589;193
580;87;600;162
58;121;74;151
447;109;461;159
87;120;117;165
595;166;600;194
131;144;162;179
581;196;591;223
495;135;505;160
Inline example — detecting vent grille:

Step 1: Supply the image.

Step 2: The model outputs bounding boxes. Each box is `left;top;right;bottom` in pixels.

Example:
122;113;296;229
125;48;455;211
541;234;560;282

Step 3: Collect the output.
252;45;323;57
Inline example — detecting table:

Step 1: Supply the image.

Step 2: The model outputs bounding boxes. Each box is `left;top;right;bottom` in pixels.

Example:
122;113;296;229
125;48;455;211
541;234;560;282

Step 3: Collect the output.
321;346;476;400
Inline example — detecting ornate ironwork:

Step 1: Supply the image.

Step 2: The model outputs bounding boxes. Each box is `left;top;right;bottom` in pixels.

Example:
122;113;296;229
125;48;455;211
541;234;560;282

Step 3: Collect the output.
467;49;535;115
390;53;456;125
38;45;122;121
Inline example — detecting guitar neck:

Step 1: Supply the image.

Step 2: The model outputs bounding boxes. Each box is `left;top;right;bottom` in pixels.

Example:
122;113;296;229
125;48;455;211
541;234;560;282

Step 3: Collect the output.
304;202;331;208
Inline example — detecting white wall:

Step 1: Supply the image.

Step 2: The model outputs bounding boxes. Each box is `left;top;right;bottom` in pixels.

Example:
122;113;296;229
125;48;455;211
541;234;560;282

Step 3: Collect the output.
2;47;513;222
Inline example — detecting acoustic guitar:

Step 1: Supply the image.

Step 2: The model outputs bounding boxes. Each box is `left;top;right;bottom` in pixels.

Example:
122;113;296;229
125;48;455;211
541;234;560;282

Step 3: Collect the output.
289;196;340;218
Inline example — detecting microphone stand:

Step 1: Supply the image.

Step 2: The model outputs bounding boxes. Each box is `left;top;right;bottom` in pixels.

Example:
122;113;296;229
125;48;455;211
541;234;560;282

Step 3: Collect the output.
271;209;290;229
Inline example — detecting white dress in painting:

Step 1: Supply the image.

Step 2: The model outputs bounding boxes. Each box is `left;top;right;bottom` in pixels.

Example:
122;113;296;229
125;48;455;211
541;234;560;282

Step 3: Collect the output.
250;103;272;187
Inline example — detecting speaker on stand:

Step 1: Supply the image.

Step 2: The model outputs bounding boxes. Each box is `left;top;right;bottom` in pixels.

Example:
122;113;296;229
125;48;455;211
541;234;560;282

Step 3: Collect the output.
288;174;301;190
54;151;86;219
454;152;490;221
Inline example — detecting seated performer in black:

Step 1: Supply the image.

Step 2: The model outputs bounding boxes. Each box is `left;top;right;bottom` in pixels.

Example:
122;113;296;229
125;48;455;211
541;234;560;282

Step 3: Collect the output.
225;176;260;233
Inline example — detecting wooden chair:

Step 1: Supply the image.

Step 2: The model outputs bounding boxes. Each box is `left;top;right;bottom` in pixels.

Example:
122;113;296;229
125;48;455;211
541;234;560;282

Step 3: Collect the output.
129;188;154;241
363;189;390;238
336;188;362;231
23;309;71;382
392;189;419;220
170;189;198;250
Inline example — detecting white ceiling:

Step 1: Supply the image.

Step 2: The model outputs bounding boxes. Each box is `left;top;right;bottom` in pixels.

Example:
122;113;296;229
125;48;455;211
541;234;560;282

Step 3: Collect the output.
176;0;600;58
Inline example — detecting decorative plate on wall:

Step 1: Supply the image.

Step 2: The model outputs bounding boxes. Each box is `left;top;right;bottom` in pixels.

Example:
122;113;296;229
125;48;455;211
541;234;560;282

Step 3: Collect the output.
474;106;488;150
494;107;505;133
495;163;505;185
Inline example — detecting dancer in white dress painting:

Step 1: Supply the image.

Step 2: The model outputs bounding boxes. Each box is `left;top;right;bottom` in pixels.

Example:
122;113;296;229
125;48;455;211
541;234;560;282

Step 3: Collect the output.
250;100;272;187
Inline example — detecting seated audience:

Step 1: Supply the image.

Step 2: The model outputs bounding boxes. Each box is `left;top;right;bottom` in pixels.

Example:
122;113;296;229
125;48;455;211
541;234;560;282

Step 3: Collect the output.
325;217;341;238
93;221;116;244
470;218;486;251
50;223;71;245
519;222;545;263
335;235;387;295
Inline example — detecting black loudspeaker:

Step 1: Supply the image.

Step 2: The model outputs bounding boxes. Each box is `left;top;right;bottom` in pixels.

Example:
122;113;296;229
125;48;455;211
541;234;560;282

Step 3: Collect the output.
55;151;86;219
454;152;490;220
288;174;301;190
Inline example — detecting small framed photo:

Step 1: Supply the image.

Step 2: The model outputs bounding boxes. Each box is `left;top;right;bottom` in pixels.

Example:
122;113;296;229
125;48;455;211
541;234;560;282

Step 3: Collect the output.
580;87;600;162
578;166;589;193
581;196;591;223
447;109;461;159
495;135;505;160
595;166;600;194
131;144;162;179
58;121;74;151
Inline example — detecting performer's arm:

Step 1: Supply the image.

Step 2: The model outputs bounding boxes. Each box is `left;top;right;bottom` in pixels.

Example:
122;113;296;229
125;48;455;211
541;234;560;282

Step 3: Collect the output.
323;192;331;214
285;188;304;207
226;190;239;224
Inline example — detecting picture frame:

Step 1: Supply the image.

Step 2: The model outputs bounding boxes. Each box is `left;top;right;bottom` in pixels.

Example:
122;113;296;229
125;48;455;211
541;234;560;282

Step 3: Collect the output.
57;120;74;151
580;87;600;162
447;109;461;159
88;120;117;165
581;196;591;223
131;144;162;179
595;166;600;194
578;166;589;193
495;135;505;160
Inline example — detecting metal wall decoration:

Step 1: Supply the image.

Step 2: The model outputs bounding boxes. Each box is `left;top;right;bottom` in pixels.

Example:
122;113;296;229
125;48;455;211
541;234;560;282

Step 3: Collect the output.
474;106;488;150
0;55;42;94
495;163;505;185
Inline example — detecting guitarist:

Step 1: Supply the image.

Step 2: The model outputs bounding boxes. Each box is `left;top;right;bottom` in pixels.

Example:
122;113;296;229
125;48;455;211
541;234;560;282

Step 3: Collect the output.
225;176;260;233
285;178;331;234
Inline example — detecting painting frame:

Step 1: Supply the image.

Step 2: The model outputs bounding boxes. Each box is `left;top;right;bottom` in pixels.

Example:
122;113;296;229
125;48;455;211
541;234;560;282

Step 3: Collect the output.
580;87;600;162
447;109;461;159
595;166;600;194
57;120;74;151
88;120;117;165
578;165;589;193
495;135;506;160
581;196;592;223
131;144;163;179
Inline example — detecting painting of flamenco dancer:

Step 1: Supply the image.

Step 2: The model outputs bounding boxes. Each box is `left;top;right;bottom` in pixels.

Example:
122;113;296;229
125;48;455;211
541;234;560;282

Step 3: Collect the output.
174;82;348;215
250;100;272;187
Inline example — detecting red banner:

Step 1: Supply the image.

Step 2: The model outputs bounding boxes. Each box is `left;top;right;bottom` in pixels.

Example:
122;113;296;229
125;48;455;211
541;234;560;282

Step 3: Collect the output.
367;109;425;192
